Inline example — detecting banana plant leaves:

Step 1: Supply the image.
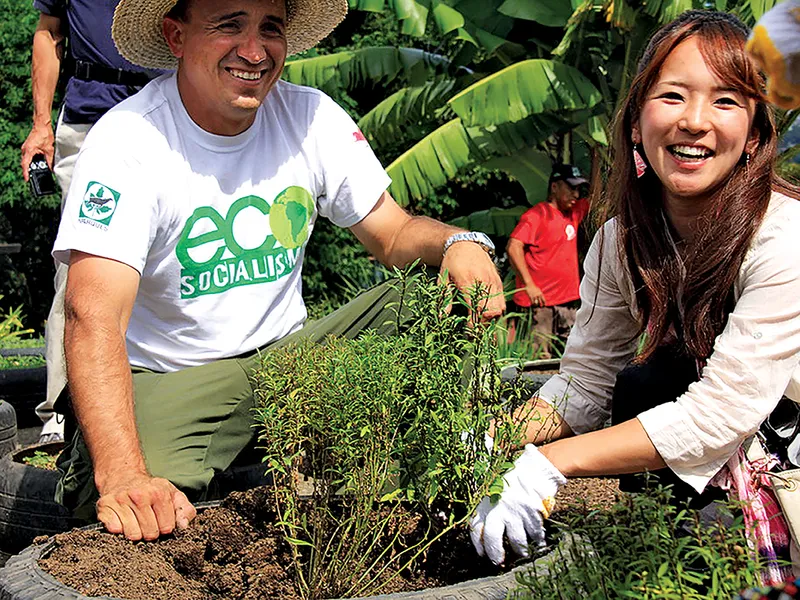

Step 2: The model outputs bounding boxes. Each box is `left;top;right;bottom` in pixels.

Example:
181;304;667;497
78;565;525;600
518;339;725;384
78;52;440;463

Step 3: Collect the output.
483;148;553;204
386;111;600;206
448;205;528;237
448;60;603;128
358;78;459;149
347;0;516;53
498;0;574;27
282;47;450;96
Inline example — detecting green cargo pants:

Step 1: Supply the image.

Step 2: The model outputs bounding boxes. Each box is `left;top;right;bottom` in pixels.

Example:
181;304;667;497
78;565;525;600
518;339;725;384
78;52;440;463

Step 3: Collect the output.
56;279;410;520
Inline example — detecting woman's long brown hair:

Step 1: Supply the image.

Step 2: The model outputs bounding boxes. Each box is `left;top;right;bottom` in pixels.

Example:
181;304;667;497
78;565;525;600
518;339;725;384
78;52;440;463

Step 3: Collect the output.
599;10;799;362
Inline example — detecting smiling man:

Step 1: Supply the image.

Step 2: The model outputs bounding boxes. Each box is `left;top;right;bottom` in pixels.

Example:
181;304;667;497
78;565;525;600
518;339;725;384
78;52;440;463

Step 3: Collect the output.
52;0;503;541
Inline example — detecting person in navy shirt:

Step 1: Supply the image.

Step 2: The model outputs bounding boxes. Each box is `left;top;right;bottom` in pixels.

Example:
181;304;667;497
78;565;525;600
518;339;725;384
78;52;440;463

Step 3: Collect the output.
19;0;166;443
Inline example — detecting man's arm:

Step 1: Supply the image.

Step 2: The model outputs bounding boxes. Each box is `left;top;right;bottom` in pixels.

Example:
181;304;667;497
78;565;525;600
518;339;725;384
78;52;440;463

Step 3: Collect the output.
21;13;64;179
506;237;545;307
64;251;196;540
349;191;505;318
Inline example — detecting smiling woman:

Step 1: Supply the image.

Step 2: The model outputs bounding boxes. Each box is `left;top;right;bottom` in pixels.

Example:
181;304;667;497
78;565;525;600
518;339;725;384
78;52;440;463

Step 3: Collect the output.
467;10;800;583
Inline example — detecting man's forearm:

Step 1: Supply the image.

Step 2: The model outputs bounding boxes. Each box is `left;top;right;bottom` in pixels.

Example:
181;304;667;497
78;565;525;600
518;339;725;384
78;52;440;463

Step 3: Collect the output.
65;313;147;492
382;215;461;268
31;19;63;127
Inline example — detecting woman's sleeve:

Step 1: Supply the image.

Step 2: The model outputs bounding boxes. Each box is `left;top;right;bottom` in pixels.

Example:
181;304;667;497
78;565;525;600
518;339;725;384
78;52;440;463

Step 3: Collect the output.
637;199;800;493
537;220;641;433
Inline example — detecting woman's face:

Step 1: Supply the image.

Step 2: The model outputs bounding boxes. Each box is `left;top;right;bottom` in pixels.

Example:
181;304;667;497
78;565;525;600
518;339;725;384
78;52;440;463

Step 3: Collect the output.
634;37;757;207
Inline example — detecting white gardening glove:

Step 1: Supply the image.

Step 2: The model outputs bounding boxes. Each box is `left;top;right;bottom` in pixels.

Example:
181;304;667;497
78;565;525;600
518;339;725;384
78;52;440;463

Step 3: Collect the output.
469;444;566;565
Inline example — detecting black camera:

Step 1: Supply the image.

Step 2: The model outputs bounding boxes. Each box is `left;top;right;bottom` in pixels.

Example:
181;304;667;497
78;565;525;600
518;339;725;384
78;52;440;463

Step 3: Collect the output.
28;154;57;198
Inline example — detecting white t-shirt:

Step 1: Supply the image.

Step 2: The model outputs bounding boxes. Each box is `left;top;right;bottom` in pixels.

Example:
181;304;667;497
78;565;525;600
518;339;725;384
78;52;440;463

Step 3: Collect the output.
54;73;391;372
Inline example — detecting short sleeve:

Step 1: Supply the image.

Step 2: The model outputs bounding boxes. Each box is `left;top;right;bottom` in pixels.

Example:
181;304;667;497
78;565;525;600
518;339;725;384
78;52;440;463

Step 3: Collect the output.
574;198;590;223
52;120;159;274
311;96;391;228
33;0;65;17
510;209;538;244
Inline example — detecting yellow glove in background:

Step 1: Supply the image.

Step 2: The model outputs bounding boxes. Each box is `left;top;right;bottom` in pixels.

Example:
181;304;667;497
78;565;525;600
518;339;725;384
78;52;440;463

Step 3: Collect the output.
747;0;800;109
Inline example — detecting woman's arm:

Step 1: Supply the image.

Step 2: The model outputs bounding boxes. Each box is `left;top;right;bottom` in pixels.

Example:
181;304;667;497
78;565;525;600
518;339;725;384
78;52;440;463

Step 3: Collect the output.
516;220;641;444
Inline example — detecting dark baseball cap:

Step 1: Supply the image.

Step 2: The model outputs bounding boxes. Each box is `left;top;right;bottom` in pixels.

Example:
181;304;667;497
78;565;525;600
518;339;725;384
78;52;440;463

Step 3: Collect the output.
550;164;588;187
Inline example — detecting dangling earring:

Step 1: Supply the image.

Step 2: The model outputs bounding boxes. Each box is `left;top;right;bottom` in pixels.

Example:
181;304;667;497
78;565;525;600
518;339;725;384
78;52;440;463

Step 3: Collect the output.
746;153;751;169
633;143;647;178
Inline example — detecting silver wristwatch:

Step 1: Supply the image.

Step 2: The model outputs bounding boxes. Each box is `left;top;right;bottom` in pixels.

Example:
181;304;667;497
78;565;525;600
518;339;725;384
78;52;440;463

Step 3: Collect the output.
442;231;495;259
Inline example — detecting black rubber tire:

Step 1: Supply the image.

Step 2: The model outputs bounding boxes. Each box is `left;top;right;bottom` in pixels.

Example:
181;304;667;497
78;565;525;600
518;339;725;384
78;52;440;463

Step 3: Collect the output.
0;402;17;459
0;348;45;358
0;445;85;561
0;367;47;428
0;520;583;600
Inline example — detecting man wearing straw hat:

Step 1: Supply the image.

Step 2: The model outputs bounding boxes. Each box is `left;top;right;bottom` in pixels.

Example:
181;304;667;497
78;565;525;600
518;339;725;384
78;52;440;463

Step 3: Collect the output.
51;0;503;541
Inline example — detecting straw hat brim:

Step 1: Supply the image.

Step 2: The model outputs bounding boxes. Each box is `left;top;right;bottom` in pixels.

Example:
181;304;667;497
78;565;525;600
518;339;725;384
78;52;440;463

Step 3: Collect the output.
112;0;348;70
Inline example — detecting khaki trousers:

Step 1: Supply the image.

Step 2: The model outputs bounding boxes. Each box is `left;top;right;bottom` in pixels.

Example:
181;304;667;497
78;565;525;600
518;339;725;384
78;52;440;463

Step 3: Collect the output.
38;115;92;437
56;280;406;520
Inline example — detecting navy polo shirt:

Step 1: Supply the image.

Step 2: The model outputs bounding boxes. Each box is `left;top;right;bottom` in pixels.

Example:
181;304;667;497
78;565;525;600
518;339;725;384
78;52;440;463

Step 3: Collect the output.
33;0;167;124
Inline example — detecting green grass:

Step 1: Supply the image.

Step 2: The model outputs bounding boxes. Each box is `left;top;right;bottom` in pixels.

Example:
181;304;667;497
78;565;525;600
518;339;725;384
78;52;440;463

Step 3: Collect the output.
21;450;58;470
0;354;45;369
0;335;44;349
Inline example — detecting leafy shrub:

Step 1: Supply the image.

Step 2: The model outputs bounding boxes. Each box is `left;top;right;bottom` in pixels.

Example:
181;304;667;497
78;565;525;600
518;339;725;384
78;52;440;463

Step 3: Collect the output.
252;268;531;599
511;485;765;599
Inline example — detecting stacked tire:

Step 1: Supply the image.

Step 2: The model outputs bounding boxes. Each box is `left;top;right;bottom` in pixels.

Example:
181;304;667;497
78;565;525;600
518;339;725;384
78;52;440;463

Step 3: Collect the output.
0;347;46;428
0;401;83;567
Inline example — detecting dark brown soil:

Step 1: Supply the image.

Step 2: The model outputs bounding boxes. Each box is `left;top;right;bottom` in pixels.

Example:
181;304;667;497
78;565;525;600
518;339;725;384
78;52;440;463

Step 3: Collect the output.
38;478;620;600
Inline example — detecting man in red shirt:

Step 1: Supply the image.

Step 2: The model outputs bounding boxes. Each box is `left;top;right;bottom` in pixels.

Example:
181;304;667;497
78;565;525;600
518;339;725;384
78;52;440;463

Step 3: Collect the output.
506;164;589;357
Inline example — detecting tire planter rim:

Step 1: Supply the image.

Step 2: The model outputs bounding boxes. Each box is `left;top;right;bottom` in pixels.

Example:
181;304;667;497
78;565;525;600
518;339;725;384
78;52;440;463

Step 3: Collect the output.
0;347;45;358
0;508;585;600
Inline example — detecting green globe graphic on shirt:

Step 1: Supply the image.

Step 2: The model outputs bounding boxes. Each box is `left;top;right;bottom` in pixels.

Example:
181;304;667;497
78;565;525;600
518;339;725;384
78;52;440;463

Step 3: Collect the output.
269;186;315;250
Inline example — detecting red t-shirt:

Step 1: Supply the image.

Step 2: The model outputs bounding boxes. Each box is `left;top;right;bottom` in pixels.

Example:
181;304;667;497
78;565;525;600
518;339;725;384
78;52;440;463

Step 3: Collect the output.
510;198;589;307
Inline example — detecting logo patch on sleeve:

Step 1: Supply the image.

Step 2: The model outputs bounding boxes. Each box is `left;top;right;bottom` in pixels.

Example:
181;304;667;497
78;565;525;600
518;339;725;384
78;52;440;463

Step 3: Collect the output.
79;182;121;229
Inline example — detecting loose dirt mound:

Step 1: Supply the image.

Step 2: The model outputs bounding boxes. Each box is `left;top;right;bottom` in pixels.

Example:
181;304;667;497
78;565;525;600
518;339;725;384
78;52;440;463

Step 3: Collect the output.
38;478;620;600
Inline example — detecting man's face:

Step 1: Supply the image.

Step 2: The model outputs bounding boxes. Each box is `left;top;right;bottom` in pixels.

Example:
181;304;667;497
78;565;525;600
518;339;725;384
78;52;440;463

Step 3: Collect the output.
551;180;580;212
163;0;288;135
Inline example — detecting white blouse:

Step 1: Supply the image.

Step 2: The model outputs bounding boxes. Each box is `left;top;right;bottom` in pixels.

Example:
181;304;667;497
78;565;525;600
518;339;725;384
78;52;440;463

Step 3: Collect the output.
536;191;800;492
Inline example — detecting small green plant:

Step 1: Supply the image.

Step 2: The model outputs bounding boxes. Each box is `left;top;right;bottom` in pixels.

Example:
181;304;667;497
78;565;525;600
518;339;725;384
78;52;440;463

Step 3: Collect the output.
0;354;45;369
511;485;765;600
21;450;58;471
252;268;531;600
495;309;565;363
0;295;34;345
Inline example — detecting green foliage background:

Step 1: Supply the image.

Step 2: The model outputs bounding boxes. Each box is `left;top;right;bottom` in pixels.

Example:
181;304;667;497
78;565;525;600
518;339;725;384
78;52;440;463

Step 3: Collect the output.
0;0;60;332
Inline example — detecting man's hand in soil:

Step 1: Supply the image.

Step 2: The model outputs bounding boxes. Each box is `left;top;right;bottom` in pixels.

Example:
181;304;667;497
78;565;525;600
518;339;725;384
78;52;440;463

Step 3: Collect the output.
470;444;566;565
96;473;196;541
525;284;545;308
440;241;505;321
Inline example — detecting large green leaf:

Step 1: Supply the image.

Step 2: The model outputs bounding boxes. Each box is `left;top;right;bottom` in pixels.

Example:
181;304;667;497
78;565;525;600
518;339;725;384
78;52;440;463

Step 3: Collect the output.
348;0;386;11
447;60;603;128
498;0;574;27
432;0;465;34
282;47;450;96
641;0;693;24
483;148;553;204
448;205;528;237
358;78;459;149
386;112;592;205
749;0;781;21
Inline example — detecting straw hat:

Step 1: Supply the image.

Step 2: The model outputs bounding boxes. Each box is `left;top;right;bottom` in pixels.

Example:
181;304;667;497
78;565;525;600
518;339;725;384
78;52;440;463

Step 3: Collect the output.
112;0;348;70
